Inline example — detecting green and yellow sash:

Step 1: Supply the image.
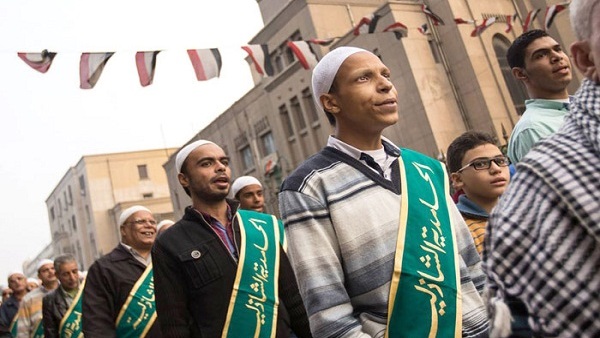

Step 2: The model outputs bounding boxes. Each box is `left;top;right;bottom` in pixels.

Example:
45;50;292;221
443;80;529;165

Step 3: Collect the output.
386;148;462;338
222;210;282;338
59;280;85;338
9;313;18;337
32;318;44;338
115;264;156;338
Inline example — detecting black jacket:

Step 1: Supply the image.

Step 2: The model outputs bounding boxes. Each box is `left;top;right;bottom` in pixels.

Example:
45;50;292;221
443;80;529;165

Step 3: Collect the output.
42;287;70;338
152;200;311;338
82;244;162;338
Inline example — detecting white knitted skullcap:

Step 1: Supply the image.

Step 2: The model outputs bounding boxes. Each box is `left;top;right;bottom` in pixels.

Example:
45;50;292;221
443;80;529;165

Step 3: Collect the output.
157;219;175;232
175;140;216;173
118;205;152;226
7;271;24;279
311;46;369;110
231;176;262;198
36;259;54;272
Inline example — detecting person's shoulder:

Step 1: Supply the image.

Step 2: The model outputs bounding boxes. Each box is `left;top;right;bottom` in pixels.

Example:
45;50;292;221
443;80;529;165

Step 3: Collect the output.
280;147;342;191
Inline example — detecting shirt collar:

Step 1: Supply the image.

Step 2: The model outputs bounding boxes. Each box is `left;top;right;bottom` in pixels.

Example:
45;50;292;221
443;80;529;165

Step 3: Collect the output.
120;243;152;266
326;135;400;159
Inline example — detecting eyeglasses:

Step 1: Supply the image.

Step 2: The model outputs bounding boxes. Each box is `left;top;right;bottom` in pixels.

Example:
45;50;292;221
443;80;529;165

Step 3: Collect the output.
457;156;510;172
127;219;157;226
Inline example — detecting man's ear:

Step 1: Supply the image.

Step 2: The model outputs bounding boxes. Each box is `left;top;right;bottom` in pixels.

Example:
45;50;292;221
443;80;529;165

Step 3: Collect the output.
570;40;593;75
321;94;340;115
178;172;189;190
450;172;464;190
511;67;528;81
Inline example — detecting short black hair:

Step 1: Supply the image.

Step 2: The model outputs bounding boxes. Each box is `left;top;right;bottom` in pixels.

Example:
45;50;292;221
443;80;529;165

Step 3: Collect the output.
506;29;549;69
447;131;497;173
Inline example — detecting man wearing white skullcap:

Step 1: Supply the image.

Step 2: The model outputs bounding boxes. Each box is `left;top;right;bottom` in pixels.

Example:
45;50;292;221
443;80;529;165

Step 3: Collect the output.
0;272;27;337
279;46;488;337
16;258;57;338
231;175;264;212
83;205;163;337
156;219;174;235
152;141;311;337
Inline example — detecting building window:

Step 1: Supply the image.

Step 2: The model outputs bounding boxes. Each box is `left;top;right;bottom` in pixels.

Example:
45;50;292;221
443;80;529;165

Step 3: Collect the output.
58;199;63;215
493;34;528;115
428;38;442;64
261;132;277;155
138;165;149;179
240;145;254;170
273;52;284;73
143;193;153;199
302;88;320;123
279;104;294;136
67;186;73;205
79;175;86;196
50;207;55;221
85;205;91;223
290;96;307;130
72;215;77;231
63;192;68;210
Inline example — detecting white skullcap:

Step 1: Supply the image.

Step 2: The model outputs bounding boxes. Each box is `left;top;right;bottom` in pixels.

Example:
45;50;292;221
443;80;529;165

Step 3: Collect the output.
36;259;54;272
118;205;152;226
7;271;24;279
311;46;369;110
231;176;262;198
175;140;216;173
157;220;175;232
27;278;40;286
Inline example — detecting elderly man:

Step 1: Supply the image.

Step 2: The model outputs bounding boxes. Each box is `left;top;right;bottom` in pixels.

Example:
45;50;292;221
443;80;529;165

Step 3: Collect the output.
82;205;162;338
506;29;573;163
231;175;265;212
485;0;600;336
151;140;311;337
278;47;488;337
42;254;82;338
0;272;28;337
17;259;58;338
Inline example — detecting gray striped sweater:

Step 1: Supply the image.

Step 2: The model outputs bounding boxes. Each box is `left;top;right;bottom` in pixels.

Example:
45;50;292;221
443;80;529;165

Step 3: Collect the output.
279;146;488;338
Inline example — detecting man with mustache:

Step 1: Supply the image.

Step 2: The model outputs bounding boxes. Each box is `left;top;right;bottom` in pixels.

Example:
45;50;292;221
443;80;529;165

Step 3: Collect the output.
507;29;573;163
151;140;311;337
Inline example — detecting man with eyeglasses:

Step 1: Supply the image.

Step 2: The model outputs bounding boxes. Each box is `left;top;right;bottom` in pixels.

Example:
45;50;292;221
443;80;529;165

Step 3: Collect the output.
83;205;163;338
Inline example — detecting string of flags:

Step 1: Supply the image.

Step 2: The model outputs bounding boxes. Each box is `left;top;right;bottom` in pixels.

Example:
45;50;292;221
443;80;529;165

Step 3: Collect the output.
16;2;570;89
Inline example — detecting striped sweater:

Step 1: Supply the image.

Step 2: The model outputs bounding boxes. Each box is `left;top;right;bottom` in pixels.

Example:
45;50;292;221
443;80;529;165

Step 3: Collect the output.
279;146;489;338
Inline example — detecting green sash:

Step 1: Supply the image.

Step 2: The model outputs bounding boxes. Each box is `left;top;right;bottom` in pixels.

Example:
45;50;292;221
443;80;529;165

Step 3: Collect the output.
222;210;282;338
115;264;156;338
386;148;461;338
59;280;85;338
9;314;17;337
32;318;44;338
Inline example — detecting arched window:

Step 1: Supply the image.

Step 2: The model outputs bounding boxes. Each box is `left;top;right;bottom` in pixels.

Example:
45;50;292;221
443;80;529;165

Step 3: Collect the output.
493;34;528;115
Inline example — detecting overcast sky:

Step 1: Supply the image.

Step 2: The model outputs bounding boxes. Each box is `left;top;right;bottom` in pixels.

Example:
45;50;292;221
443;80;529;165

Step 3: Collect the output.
0;0;264;283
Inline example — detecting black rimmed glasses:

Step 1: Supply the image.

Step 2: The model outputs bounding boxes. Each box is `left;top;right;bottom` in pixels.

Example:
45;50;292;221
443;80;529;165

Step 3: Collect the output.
127;219;157;226
457;156;510;172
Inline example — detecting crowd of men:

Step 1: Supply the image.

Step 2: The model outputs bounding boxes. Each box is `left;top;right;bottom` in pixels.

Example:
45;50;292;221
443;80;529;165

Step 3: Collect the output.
0;0;598;336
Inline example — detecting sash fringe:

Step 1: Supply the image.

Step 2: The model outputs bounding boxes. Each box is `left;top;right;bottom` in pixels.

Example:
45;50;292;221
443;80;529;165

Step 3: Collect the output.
487;292;512;338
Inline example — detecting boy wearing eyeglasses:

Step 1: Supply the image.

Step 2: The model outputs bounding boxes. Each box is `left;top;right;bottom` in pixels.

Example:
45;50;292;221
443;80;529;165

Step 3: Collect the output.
447;131;511;255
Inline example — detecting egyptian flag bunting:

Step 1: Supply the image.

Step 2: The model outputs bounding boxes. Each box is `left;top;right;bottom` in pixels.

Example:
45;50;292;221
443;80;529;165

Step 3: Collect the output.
308;38;336;46
353;14;381;35
422;4;445;25
135;51;160;87
454;18;474;25
471;17;497;37
79;52;114;89
545;3;569;30
505;13;518;33
383;22;408;39
241;44;274;77
523;8;541;32
418;23;429;35
17;50;57;73
286;41;318;70
187;48;222;81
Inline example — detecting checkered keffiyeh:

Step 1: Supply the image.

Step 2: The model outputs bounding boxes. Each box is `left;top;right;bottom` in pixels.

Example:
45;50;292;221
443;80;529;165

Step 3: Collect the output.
484;78;600;337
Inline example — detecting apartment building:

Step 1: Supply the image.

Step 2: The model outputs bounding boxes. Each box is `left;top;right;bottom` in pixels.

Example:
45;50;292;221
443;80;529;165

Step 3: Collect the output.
46;148;177;270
